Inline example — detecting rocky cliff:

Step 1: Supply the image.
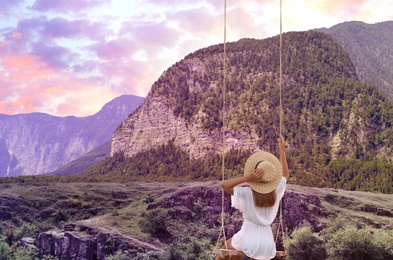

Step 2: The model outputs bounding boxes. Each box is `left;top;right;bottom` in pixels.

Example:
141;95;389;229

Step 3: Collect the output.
0;95;144;176
111;94;258;159
21;229;154;260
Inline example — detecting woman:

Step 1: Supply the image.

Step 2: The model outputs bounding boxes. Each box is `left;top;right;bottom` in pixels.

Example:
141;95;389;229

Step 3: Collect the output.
216;135;289;260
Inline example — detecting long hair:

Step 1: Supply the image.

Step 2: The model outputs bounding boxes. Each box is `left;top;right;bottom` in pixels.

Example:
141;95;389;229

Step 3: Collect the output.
252;189;276;207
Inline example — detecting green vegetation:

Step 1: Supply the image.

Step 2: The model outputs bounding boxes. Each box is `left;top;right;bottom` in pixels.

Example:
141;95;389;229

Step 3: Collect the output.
284;215;393;260
0;242;12;260
138;210;170;239
283;227;327;259
318;21;393;98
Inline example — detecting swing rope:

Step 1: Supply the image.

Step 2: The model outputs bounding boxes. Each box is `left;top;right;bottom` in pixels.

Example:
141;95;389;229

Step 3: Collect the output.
215;0;228;251
215;0;287;257
275;0;286;249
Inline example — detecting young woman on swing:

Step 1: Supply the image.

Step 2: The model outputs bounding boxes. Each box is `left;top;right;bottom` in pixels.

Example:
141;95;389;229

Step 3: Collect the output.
216;135;289;260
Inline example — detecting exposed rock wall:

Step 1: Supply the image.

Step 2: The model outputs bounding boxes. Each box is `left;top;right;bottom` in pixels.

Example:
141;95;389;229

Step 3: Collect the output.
22;230;151;260
111;94;259;159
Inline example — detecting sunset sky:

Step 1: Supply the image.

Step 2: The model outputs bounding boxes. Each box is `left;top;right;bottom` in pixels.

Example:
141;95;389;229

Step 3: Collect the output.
1;0;392;117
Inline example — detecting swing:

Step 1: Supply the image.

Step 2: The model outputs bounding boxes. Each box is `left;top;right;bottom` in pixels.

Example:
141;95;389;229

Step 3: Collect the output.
213;0;288;259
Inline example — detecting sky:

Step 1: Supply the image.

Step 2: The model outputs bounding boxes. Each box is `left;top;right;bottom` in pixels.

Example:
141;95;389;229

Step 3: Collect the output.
0;0;392;117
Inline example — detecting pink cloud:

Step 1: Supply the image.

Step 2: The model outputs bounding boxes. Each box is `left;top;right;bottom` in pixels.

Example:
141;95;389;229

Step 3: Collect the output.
31;0;110;12
0;94;36;115
170;7;220;36
10;32;22;40
2;55;53;82
0;67;121;116
321;0;367;14
93;38;136;60
121;21;180;49
227;5;270;39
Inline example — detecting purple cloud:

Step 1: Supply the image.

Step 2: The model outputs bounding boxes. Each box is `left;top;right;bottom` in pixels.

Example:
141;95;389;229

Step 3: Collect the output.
0;0;25;10
93;38;136;60
31;0;110;12
15;16;108;41
43;18;108;40
31;43;69;68
121;21;180;49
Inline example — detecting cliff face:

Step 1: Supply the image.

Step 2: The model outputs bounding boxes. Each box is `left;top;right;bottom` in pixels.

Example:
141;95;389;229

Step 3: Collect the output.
111;94;258;159
22;230;153;260
0;95;144;176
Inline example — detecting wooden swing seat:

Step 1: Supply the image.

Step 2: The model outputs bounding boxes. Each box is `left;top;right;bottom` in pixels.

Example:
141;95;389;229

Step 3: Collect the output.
213;249;289;258
212;249;244;256
276;250;289;258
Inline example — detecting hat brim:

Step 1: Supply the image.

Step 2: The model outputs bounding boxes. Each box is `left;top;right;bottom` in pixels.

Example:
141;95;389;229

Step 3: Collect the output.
244;151;282;194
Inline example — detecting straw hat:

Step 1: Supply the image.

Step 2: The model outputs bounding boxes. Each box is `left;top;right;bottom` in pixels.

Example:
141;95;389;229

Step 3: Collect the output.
244;151;282;194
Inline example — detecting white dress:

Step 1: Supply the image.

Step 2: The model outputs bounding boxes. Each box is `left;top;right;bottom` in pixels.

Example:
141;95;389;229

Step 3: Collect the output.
231;177;287;260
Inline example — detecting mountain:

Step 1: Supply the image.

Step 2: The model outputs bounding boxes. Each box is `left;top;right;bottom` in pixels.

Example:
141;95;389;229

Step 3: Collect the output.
316;21;393;98
0;95;144;176
47;141;111;176
100;29;393;193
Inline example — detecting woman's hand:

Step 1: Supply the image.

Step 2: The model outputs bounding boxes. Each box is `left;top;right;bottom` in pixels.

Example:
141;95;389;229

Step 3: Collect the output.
220;169;265;195
278;134;289;180
246;168;264;182
279;135;286;153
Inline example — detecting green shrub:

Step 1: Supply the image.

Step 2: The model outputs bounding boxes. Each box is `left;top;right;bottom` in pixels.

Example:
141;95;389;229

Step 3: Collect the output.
12;246;37;260
327;226;383;260
138;210;169;238
13;223;39;241
0;242;12;260
41;255;59;260
102;237;119;255
52;211;70;226
182;239;210;260
373;229;393;259
106;250;131;260
143;194;155;204
320;214;350;240
284;226;327;260
133;251;162;260
162;243;184;260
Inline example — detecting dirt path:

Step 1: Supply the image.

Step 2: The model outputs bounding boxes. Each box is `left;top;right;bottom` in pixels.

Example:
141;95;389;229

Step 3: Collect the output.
78;217;164;252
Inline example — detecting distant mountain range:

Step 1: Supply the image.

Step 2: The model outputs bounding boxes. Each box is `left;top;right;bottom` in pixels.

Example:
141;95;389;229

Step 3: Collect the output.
0;95;144;176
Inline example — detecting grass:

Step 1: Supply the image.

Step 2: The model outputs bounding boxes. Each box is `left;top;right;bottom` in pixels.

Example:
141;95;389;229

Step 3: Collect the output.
1;181;392;254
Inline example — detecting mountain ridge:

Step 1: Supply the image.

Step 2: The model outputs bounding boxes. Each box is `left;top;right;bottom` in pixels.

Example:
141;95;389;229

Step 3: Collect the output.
0;94;144;176
316;20;393;98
